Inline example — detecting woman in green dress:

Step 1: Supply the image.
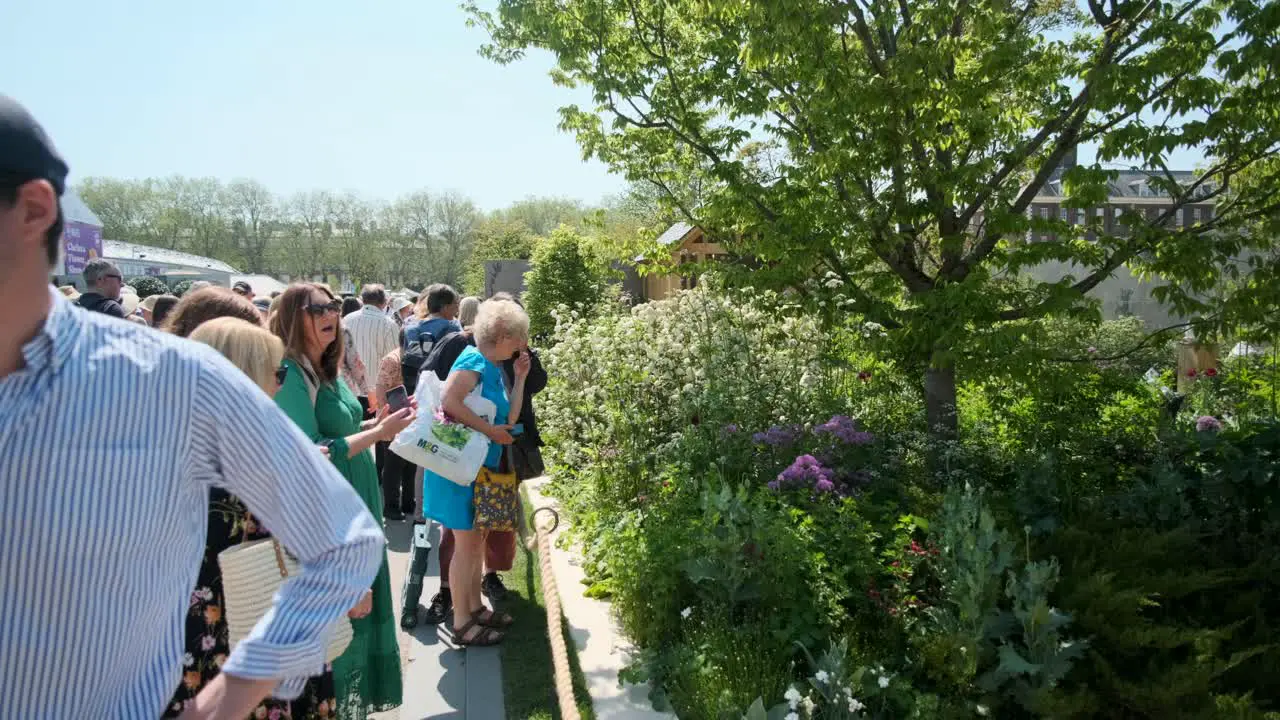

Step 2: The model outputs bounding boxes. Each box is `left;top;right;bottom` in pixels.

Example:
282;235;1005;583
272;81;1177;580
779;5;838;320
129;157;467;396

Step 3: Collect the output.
270;283;415;719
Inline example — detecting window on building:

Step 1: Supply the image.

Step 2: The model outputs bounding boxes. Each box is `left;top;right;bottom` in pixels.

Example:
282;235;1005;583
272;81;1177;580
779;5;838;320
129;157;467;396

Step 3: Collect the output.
1076;208;1086;225
1192;207;1202;223
1060;208;1070;222
1039;207;1050;219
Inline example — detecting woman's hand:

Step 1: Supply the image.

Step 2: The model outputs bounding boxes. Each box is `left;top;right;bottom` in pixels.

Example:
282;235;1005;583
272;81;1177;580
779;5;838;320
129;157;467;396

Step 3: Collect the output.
361;403;387;431
485;424;516;446
317;444;330;460
347;590;373;619
377;407;415;441
514;350;532;381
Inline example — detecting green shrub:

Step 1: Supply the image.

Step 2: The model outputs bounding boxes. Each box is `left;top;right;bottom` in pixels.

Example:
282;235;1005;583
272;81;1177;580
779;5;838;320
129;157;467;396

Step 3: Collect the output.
127;276;169;298
172;280;195;297
522;227;605;340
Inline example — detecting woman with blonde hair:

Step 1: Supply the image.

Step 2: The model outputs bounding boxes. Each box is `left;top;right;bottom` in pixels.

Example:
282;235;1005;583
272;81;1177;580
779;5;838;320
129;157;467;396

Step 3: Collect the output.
422;297;531;646
457;296;481;330
164;317;338;719
270;283;411;718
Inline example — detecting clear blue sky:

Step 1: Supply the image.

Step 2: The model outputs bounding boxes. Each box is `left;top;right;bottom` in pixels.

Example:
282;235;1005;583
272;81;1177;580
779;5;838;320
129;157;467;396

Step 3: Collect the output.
1;0;627;210
4;2;1205;211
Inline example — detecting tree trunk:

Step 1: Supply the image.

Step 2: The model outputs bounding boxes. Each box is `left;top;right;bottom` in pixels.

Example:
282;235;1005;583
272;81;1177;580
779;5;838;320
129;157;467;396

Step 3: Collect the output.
924;362;959;445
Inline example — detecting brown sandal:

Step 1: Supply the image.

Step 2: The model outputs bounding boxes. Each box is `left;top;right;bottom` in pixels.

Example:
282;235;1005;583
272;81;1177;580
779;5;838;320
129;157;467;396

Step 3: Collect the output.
474;608;514;629
451;616;504;647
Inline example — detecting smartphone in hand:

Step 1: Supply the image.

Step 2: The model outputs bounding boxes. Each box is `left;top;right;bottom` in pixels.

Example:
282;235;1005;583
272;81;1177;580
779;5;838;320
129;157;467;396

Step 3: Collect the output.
385;385;410;412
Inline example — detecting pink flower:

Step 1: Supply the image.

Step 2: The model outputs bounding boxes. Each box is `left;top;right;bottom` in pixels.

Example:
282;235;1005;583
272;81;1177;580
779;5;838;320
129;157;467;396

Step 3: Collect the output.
1196;415;1222;433
1205;367;1218;377
1086;346;1097;354
201;635;216;651
1187;368;1198;378
269;709;283;720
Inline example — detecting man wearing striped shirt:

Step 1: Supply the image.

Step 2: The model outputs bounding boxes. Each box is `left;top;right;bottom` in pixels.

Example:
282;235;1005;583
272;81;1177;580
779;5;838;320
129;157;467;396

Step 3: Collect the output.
0;95;386;718
343;284;400;414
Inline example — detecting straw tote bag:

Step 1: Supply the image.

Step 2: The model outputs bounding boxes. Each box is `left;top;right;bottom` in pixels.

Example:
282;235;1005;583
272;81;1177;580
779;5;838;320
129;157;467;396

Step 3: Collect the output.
220;360;352;662
218;535;354;663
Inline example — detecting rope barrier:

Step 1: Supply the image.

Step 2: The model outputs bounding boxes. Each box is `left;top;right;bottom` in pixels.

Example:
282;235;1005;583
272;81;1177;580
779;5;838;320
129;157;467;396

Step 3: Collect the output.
532;506;580;720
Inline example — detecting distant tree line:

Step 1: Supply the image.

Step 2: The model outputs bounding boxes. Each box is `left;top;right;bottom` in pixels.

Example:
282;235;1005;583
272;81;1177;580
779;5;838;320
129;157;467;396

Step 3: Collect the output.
76;176;677;292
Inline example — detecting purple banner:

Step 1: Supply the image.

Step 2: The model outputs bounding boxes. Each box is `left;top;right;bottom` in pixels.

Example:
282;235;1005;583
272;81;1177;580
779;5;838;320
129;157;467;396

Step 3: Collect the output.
63;221;103;275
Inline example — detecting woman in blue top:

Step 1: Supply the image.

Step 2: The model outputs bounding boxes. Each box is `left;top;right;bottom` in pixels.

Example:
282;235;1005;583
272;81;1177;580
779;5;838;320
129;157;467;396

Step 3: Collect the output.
422;297;531;646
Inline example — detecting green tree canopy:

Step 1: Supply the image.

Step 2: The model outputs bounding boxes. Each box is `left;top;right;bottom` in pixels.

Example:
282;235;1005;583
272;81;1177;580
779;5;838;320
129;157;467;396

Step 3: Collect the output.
468;0;1280;439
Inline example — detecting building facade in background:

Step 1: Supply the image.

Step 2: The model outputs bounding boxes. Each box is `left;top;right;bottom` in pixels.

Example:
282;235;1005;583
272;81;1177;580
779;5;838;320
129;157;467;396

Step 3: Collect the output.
1024;160;1217;327
100;240;237;288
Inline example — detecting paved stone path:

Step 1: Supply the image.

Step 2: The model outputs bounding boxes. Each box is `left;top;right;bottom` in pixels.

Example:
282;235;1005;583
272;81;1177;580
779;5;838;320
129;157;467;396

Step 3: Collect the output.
375;520;505;720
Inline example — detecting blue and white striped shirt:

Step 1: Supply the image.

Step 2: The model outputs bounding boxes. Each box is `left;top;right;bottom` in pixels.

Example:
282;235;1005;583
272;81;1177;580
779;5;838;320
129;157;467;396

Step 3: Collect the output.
0;289;386;719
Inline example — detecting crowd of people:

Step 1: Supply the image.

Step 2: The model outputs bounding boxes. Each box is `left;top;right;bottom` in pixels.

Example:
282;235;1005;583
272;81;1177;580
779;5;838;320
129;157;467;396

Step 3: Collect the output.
1;93;548;718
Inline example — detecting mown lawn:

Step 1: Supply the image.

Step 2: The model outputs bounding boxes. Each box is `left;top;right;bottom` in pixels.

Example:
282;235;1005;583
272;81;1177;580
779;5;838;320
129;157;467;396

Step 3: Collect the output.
499;489;595;720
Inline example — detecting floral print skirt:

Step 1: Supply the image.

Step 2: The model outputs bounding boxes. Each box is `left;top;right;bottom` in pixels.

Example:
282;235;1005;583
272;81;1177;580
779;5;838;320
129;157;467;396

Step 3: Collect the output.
164;489;338;719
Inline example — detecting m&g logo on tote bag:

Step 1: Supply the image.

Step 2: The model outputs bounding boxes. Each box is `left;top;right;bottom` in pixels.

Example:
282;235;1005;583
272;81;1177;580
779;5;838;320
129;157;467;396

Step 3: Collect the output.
391;374;496;487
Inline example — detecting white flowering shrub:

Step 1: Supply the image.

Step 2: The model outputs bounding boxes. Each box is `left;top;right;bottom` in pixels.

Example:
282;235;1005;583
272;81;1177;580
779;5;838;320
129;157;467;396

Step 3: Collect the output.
742;640;953;720
540;284;867;517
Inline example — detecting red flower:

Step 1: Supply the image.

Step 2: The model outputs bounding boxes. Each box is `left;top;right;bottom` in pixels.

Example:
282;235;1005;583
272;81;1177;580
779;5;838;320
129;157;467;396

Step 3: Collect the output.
1205;367;1218;377
1187;368;1198;378
858;370;873;382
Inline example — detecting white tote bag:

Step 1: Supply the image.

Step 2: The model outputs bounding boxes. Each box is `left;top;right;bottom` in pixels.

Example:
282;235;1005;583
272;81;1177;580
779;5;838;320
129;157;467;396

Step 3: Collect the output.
218;538;353;663
389;372;495;486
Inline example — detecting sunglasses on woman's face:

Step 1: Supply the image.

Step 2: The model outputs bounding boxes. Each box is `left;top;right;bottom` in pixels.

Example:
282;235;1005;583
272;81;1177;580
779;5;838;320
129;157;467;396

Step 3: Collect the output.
304;301;342;317
276;364;289;386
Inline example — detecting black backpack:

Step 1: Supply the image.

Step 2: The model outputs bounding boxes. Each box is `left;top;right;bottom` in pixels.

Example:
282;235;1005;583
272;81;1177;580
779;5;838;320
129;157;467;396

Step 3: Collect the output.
401;337;436;396
423;331;471;382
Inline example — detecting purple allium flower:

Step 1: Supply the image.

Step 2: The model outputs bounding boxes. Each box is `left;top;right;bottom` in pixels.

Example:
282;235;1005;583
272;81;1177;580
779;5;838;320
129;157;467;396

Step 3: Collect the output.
722;423;740;435
814;415;875;445
775;454;838;492
1196;415;1222;432
753;424;803;447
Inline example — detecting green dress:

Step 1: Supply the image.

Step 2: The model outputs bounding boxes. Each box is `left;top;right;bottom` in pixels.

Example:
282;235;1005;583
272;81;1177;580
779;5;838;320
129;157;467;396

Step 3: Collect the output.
276;359;403;719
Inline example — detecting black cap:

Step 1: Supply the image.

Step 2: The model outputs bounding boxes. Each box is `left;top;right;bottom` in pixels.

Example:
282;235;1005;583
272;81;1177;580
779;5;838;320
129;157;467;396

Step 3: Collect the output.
232;280;253;294
0;94;69;195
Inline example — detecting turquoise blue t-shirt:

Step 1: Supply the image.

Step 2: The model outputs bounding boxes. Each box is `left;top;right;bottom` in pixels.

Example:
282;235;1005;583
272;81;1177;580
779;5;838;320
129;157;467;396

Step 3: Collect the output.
451;346;510;468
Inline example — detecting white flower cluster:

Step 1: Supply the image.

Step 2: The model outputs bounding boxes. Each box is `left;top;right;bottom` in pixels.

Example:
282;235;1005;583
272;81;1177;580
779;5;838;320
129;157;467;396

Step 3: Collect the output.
539;286;839;486
780;665;868;719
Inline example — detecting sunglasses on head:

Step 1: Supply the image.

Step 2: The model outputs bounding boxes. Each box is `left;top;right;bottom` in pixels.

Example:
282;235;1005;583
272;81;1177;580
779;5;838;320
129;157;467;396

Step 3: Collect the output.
304;301;342;316
276;364;289;386
103;273;122;281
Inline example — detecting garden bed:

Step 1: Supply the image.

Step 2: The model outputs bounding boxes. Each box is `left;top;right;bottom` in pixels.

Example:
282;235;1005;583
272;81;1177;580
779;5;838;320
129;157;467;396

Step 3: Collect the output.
536;287;1280;719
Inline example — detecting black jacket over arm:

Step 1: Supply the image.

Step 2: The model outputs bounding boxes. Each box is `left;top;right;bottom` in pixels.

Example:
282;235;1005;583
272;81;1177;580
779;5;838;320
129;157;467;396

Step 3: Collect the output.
502;349;547;448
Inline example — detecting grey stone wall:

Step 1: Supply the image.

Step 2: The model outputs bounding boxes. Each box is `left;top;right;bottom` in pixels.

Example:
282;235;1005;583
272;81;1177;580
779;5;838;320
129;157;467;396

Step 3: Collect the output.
484;259;532;298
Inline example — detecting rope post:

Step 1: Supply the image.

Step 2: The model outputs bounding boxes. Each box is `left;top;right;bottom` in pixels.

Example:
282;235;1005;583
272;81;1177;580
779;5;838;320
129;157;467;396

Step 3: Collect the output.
533;506;580;720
